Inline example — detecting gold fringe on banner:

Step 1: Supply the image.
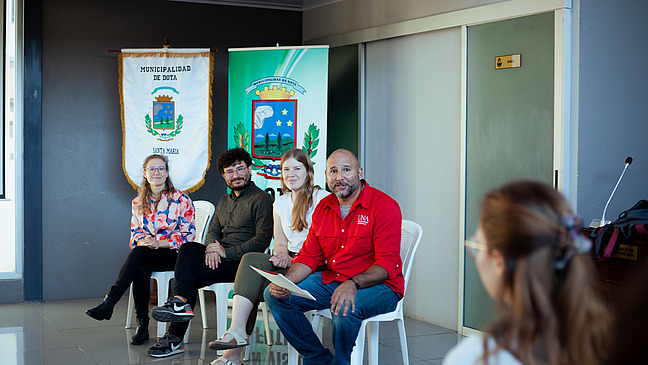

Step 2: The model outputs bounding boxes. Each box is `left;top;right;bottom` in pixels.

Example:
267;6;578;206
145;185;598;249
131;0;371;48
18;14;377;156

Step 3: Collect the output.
120;51;211;59
118;52;139;191
183;52;214;194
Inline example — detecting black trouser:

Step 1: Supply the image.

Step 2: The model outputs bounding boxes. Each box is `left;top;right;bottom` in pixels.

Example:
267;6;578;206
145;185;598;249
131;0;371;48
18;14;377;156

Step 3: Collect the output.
168;241;240;338
108;246;178;319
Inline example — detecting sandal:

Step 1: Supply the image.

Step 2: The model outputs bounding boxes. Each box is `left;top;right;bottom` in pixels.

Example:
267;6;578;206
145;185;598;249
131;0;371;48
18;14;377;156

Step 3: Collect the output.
208;330;249;350
211;356;239;365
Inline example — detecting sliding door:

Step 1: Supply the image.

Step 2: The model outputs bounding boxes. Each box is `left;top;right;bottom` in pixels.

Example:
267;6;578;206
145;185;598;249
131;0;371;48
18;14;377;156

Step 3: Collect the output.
463;12;555;331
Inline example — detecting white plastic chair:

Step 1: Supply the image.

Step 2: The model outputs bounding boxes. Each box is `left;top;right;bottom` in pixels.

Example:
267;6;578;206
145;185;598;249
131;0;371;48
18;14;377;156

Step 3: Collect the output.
287;219;423;365
193;200;217;245
125;200;215;342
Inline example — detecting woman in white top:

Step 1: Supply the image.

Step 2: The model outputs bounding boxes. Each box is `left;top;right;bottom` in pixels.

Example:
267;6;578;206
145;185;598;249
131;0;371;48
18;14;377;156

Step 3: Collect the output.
208;148;329;365
444;181;611;365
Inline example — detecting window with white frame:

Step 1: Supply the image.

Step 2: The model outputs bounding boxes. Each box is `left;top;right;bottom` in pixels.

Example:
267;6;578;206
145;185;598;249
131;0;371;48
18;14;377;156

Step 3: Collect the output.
0;0;21;277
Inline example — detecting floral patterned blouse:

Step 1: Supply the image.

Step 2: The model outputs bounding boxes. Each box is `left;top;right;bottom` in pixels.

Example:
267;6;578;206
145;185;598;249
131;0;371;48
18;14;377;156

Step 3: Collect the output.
129;190;196;250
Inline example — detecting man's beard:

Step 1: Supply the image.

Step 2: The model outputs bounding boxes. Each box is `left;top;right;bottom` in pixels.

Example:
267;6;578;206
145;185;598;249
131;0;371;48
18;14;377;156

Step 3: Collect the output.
330;179;359;199
228;176;252;191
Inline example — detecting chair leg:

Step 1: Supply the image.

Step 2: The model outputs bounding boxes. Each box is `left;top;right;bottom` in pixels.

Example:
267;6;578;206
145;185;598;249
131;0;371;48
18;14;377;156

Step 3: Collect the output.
216;287;229;339
287;344;299;365
200;326;209;361
125;283;135;329
243;342;251;362
310;311;320;332
288;311;319;365
396;318;409;365
215;286;230;355
350;321;367;365
260;302;272;346
199;287;209;329
152;276;190;343
367;321;379;365
156;278;169;339
184;320;191;344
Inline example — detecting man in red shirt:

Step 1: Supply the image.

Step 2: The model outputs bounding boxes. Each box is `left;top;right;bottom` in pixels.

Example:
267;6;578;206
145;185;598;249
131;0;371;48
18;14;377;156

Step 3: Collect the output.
264;149;403;365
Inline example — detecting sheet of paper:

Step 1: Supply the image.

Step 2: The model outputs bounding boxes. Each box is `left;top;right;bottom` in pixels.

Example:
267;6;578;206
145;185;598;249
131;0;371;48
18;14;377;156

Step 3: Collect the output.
250;265;316;300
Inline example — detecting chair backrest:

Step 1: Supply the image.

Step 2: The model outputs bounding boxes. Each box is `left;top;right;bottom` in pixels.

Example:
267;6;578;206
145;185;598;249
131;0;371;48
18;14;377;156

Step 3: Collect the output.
193;200;216;244
399;219;423;297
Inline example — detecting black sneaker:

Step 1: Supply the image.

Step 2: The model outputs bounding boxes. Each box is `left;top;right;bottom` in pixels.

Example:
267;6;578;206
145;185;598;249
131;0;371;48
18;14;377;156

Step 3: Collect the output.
147;332;185;358
152;297;194;322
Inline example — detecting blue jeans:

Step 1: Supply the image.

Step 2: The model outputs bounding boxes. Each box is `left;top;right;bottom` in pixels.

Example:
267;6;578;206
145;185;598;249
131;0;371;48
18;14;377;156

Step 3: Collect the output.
263;272;399;365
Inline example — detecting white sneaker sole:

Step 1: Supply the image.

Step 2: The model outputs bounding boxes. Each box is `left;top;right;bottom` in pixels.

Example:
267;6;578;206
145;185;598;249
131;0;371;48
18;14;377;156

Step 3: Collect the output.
151;308;194;322
148;346;185;358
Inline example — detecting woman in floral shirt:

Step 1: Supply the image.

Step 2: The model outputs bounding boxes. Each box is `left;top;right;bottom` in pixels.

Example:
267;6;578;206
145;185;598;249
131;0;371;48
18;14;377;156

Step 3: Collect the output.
86;154;196;345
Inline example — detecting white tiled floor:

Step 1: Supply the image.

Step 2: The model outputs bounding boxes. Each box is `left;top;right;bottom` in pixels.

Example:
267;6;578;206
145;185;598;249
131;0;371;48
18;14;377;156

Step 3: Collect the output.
0;296;461;365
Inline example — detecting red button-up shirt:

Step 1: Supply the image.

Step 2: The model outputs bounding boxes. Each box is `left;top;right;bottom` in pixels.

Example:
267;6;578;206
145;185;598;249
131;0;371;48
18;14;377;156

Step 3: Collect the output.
294;181;404;297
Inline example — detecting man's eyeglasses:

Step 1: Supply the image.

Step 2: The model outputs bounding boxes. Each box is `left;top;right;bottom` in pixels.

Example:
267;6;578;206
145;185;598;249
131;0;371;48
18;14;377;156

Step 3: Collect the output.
223;165;248;176
465;236;486;257
147;166;167;174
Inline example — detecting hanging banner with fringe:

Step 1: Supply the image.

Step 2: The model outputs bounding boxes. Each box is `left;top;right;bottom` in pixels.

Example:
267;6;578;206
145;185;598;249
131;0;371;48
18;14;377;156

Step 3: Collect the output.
119;48;213;193
228;46;329;198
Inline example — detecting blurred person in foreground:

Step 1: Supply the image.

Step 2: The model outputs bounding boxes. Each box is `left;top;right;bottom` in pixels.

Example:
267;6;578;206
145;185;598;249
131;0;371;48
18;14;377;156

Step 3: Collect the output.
444;181;611;365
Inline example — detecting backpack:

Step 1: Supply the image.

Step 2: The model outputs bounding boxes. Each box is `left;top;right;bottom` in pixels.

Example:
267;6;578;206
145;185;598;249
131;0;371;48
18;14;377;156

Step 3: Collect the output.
591;200;648;261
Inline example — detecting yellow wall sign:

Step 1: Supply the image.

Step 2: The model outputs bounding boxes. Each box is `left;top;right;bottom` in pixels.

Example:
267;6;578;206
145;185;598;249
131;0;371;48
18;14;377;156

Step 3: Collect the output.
495;54;521;69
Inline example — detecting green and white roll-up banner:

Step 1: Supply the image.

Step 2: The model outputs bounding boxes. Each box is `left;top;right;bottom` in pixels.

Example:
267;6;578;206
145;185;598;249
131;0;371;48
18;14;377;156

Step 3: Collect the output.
228;46;329;197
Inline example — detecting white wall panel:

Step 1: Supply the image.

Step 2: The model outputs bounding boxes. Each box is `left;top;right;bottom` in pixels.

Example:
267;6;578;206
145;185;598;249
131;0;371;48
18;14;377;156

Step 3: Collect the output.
364;28;461;330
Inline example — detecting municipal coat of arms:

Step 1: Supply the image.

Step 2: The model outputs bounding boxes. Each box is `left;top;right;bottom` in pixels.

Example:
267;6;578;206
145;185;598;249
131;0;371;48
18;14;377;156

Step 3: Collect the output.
252;87;297;158
252;86;297;179
232;83;320;180
145;95;184;141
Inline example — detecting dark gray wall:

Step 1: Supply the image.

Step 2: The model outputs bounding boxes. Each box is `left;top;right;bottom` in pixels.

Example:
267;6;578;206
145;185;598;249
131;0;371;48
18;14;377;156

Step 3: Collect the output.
577;0;648;223
40;0;301;301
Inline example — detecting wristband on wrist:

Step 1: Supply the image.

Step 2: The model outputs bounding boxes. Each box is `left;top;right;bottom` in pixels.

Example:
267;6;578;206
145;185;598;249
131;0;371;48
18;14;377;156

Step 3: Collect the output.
348;277;361;290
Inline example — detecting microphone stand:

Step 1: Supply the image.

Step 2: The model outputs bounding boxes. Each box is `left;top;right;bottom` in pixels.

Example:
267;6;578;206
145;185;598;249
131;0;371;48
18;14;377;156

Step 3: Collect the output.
589;157;633;228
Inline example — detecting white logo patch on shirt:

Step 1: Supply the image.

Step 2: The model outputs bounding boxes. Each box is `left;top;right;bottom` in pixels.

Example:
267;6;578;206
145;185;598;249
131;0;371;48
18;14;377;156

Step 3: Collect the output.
357;214;369;225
